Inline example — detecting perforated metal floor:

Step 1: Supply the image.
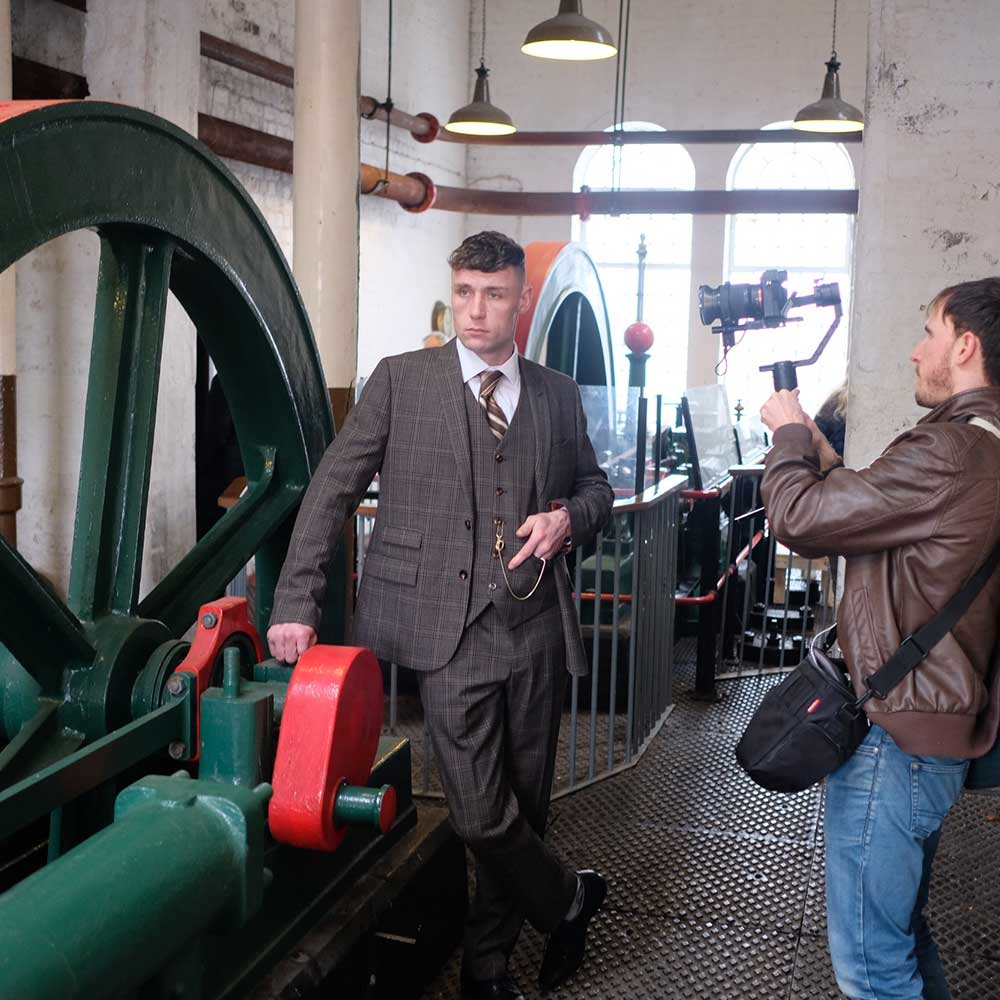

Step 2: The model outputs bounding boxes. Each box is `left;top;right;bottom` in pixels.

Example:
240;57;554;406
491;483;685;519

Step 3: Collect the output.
418;639;1000;999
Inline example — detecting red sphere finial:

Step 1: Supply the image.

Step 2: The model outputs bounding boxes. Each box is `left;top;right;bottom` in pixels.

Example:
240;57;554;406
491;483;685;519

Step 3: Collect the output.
625;321;654;354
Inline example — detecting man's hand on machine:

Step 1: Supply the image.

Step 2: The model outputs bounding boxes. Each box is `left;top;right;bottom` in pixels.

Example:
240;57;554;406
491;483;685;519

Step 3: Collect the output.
508;507;572;569
267;622;318;664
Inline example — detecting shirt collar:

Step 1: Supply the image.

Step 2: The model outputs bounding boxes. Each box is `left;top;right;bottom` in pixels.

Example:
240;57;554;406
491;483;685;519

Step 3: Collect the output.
455;337;520;389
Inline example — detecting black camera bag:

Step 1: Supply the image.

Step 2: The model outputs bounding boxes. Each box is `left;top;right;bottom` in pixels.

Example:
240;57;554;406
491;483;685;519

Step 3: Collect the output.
737;540;1000;795
735;642;868;793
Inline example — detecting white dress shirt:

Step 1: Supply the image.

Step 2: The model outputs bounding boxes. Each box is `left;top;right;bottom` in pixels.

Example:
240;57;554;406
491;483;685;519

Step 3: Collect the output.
455;338;521;423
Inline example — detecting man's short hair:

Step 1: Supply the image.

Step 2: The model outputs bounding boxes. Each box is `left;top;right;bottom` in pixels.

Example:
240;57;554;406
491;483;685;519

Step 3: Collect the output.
448;231;525;278
931;277;1000;387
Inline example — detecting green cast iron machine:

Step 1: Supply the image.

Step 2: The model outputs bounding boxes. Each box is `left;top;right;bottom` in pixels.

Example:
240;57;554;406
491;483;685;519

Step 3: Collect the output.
0;101;429;998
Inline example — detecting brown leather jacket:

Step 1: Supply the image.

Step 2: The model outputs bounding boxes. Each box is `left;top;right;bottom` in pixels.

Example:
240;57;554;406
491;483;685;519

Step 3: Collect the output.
762;387;1000;759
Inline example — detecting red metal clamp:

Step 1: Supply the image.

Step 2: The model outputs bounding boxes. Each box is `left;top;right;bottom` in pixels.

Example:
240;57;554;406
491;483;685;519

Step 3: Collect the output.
171;596;264;760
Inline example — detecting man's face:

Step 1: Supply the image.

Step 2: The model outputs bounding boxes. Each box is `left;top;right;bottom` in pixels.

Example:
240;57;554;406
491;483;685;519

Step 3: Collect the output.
451;266;532;365
911;302;959;407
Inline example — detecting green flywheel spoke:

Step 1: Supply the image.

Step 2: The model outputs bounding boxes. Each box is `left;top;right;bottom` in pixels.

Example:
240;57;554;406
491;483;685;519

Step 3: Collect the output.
67;230;174;621
137;446;296;634
0;537;93;692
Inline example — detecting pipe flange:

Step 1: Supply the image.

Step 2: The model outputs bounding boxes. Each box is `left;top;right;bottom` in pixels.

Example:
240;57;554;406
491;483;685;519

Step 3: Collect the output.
403;172;436;213
411;112;441;144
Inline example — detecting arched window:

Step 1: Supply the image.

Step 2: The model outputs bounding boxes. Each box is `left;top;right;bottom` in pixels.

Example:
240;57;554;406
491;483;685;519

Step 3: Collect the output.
721;125;855;418
573;124;695;404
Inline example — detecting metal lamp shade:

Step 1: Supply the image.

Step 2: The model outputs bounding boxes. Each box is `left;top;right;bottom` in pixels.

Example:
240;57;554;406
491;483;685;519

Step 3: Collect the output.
445;64;516;136
521;0;617;61
793;58;864;133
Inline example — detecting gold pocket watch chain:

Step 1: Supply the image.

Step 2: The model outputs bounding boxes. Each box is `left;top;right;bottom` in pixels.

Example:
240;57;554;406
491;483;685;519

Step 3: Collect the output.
493;518;547;601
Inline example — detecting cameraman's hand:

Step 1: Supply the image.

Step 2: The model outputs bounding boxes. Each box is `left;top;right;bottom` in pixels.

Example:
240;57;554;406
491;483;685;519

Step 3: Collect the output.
760;389;808;434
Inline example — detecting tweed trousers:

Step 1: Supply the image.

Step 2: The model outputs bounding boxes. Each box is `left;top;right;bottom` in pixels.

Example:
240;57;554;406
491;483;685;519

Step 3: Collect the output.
418;602;578;981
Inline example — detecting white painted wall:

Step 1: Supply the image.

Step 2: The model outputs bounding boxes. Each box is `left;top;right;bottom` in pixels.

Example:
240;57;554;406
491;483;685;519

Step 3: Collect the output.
845;0;1000;467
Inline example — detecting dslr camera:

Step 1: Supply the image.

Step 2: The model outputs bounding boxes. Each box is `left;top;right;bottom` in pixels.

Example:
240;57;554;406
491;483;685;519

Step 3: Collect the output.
698;269;790;347
697;269;842;392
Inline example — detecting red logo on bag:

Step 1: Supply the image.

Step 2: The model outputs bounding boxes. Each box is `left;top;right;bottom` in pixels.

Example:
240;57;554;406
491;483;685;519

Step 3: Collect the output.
806;698;821;715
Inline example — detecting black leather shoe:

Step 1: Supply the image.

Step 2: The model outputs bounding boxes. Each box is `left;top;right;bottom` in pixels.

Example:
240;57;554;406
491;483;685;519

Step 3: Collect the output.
538;869;608;992
459;974;526;999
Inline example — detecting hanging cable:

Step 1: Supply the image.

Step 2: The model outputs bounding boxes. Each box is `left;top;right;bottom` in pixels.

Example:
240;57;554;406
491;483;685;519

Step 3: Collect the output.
608;0;631;211
609;0;625;197
365;0;394;194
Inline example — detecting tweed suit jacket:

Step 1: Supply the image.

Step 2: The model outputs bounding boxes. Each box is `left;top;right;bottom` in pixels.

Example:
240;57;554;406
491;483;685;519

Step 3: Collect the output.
270;338;614;675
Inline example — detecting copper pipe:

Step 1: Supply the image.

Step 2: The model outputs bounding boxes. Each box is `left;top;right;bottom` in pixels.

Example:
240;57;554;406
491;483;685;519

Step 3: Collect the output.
198;114;435;210
359;96;439;142
431;185;858;216
197;115;857;216
199;113;292;172
438;127;862;146
198;33;439;141
200;32;294;88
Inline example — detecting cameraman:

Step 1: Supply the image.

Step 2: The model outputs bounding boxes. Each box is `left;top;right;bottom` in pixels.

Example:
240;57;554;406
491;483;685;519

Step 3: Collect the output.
759;277;1000;1000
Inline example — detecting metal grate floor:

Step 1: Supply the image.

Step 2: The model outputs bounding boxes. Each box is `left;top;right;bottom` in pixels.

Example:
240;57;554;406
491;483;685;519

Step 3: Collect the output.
417;639;1000;999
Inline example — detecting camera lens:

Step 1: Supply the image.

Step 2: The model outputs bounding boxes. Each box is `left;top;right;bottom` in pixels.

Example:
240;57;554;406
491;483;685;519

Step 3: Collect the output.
698;282;762;326
698;285;722;326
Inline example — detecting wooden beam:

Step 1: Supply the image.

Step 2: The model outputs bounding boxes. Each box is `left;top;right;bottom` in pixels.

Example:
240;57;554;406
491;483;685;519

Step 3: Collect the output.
11;56;88;100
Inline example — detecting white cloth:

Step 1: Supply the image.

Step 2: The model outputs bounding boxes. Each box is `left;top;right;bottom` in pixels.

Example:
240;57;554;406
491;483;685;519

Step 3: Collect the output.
456;338;521;423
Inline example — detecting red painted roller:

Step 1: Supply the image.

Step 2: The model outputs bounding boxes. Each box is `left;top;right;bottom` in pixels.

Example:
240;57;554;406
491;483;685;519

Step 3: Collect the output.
269;645;384;852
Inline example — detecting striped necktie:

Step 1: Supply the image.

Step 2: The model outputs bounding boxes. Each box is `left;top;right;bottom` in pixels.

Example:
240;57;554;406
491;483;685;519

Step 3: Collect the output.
478;370;508;441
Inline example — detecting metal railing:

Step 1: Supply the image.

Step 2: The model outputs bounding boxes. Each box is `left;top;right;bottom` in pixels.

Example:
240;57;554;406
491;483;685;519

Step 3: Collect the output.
713;464;836;683
356;474;687;800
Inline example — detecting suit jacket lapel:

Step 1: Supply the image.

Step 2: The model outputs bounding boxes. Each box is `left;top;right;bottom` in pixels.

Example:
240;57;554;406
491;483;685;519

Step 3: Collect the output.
520;359;551;500
434;340;474;497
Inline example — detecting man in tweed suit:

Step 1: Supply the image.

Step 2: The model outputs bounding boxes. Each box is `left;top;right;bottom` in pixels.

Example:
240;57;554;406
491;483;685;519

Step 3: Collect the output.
268;231;614;999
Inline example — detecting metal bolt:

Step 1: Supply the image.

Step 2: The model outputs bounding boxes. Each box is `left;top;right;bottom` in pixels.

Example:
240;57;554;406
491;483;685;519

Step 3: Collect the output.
165;675;185;697
201;612;219;629
168;741;187;760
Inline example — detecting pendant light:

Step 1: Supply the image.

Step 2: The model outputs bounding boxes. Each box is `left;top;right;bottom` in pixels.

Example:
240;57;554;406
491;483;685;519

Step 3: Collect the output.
521;1;617;61
446;0;516;136
793;0;863;133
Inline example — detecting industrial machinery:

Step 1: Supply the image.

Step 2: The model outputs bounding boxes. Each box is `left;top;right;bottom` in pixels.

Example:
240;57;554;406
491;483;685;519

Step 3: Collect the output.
0;101;462;998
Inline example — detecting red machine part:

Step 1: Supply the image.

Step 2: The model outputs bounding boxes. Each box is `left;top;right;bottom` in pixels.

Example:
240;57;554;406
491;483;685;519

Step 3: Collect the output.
171;596;264;761
174;596;264;697
625;321;655;354
269;645;385;852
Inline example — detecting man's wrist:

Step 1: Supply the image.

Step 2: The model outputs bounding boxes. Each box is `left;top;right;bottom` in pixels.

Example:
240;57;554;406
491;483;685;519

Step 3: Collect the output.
549;502;573;552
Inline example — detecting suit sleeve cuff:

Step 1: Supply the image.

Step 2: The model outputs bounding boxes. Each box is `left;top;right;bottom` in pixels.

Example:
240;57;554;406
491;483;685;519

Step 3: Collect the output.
549;501;573;553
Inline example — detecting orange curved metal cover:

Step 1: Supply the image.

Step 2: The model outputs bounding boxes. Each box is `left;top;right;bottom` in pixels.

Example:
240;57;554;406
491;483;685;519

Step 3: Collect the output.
269;645;384;852
515;240;568;355
0;100;80;124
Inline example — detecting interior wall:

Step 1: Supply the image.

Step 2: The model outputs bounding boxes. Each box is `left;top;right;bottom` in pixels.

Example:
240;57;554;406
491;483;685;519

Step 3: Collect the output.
464;0;868;391
845;0;1000;467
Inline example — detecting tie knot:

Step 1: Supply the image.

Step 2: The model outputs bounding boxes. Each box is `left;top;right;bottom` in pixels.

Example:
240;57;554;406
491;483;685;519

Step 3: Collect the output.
479;370;502;399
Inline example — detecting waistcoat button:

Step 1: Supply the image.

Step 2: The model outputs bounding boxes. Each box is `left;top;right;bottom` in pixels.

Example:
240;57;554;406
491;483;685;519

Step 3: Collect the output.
496;487;504;496
495;453;504;463
459;570;468;580
464;519;472;529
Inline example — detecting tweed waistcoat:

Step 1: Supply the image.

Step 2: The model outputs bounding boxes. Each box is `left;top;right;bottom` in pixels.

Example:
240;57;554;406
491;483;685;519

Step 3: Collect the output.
464;384;558;628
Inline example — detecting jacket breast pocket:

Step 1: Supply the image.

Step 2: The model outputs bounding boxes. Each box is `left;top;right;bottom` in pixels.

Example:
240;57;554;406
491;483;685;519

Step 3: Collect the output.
362;551;418;587
379;525;422;551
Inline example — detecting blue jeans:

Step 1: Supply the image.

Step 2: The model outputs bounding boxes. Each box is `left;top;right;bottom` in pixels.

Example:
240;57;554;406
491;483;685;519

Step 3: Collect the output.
824;725;968;1000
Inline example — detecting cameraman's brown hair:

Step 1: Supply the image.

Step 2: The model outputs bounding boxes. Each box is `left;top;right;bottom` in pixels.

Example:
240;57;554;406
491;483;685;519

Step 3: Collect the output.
930;277;1000;387
448;231;525;279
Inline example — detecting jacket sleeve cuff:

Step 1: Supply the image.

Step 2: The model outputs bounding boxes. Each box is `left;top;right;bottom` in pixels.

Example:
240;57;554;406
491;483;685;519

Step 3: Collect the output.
549;501;573;553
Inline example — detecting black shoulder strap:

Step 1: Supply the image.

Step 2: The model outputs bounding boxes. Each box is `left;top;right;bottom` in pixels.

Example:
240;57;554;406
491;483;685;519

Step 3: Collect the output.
863;540;1000;700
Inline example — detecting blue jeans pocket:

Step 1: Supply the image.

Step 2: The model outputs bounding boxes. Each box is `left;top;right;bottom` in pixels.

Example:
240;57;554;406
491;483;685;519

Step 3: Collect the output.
910;759;968;838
